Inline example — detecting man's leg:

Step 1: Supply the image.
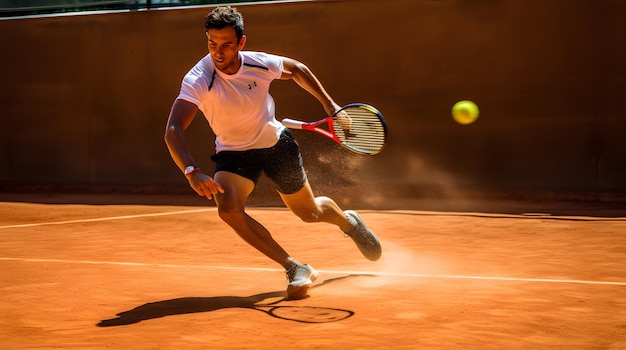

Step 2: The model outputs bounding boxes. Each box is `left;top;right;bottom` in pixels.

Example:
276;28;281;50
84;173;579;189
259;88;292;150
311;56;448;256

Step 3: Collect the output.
214;171;317;299
213;171;293;268
278;179;353;231
279;179;382;261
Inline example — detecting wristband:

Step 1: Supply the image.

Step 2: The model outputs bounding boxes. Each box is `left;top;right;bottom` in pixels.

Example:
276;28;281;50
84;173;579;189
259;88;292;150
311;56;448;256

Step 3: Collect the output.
184;165;200;175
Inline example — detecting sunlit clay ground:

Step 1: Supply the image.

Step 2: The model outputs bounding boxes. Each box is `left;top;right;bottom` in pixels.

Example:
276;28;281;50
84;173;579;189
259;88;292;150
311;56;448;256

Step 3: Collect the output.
1;194;625;349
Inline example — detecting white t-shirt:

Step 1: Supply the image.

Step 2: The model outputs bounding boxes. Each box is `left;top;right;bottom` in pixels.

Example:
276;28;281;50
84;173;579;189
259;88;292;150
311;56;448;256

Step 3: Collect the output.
177;51;286;152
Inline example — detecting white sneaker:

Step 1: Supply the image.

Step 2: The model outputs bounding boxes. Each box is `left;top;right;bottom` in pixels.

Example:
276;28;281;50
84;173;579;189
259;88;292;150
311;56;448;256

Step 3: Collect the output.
286;262;319;300
344;210;382;261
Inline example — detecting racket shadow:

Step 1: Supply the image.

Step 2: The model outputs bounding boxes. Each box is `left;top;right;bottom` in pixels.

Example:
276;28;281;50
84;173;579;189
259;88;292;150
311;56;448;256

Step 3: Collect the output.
97;274;366;327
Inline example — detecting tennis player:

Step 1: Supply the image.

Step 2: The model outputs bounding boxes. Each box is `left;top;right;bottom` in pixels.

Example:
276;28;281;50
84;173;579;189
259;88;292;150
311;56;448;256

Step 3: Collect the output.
164;6;381;299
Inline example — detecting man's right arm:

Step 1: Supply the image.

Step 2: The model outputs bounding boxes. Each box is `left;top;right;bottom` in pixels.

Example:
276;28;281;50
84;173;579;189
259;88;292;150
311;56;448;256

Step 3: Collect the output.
164;99;224;200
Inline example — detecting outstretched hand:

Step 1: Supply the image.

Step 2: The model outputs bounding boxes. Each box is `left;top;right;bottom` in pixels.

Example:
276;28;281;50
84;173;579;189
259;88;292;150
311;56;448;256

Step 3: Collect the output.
187;172;225;200
335;110;352;131
335;110;356;138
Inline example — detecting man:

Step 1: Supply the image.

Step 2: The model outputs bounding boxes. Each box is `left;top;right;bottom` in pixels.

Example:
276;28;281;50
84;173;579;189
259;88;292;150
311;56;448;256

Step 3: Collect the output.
164;6;381;299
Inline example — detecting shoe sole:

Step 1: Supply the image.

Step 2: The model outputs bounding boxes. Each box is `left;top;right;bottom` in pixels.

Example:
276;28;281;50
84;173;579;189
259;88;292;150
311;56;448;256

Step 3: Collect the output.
286;284;311;300
345;210;382;261
286;269;319;300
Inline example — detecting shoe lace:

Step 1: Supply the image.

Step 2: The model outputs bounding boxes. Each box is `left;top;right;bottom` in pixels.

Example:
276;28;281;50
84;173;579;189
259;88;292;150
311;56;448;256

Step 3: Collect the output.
343;222;360;238
343;212;360;238
286;264;298;281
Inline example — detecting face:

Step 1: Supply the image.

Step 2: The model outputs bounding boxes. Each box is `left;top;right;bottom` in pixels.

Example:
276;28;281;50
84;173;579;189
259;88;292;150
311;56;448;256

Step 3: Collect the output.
206;26;246;75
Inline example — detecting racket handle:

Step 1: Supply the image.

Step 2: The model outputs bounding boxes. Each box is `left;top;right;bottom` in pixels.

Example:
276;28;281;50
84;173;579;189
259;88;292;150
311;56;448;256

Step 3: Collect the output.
281;118;305;129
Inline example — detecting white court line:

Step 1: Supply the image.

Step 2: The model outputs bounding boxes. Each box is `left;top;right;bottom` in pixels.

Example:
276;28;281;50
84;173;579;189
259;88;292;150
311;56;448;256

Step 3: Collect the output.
0;208;216;229
2;207;622;230
1;257;624;286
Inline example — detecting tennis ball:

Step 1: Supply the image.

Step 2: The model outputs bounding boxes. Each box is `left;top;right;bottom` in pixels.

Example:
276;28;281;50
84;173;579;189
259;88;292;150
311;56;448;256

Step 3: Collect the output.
452;100;479;125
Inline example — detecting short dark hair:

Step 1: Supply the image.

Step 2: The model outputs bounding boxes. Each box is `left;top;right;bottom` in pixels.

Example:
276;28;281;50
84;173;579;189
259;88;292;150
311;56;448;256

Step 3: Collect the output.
205;6;244;41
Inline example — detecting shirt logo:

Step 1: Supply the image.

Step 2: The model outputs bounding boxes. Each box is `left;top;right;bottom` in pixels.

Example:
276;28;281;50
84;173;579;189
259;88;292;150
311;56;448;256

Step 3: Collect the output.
248;81;257;90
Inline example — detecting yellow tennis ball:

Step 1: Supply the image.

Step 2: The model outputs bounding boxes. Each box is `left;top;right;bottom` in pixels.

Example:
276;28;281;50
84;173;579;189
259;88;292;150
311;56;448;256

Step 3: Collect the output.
452;100;479;125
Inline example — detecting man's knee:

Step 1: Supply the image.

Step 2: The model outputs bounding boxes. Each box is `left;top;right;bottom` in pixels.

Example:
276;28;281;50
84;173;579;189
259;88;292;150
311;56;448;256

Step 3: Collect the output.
295;210;320;223
217;200;245;224
292;197;330;223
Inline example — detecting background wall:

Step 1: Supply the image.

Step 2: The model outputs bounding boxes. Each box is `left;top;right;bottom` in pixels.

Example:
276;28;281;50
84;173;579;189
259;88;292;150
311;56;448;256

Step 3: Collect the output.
1;0;625;207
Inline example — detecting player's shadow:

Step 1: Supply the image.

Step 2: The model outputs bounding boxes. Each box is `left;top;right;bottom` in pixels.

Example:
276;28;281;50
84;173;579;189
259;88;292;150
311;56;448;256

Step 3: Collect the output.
97;274;369;327
97;291;284;327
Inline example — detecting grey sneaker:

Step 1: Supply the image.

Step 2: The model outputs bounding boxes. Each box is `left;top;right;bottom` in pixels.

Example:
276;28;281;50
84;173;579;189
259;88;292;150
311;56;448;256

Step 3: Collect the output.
344;210;382;261
286;262;319;300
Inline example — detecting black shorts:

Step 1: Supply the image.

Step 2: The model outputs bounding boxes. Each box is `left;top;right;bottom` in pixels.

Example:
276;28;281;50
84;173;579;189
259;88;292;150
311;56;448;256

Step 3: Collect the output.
210;129;307;194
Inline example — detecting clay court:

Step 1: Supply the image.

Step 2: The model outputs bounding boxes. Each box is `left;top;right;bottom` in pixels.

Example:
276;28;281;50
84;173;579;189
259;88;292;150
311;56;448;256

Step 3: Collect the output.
2;0;626;348
1;194;625;349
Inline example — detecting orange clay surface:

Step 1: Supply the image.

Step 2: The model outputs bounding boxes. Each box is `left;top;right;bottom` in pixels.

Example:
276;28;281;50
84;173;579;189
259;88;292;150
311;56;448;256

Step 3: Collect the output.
1;194;625;349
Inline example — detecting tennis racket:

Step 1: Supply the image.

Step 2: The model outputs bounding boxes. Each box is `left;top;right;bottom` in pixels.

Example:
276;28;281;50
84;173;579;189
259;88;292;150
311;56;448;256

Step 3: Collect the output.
282;103;387;155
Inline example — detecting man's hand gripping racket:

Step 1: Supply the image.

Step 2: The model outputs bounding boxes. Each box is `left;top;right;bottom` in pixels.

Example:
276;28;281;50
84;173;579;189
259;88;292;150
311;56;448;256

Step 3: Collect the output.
282;103;387;155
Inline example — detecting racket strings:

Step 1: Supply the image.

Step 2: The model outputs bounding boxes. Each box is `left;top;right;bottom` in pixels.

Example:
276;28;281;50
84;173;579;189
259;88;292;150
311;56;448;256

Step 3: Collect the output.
333;107;386;155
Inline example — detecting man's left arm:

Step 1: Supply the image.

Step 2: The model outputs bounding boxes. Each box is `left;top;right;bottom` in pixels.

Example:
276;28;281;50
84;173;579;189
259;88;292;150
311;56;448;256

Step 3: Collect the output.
279;57;341;117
